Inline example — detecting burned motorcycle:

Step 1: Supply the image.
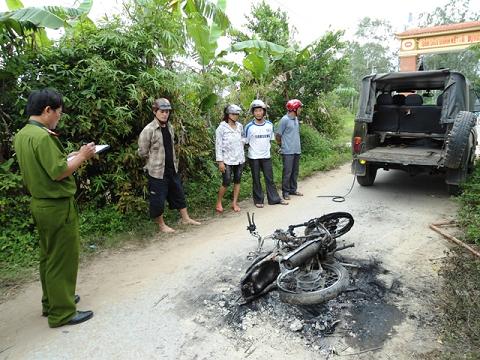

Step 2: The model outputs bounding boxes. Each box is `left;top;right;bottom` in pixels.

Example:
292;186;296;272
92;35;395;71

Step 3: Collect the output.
240;212;354;305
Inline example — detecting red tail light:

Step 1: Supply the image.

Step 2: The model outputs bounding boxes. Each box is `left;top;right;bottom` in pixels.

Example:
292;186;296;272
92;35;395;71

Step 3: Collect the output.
353;136;362;153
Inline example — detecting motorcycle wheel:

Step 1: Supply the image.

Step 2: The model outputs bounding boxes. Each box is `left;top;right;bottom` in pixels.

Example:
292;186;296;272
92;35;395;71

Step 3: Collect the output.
304;212;354;239
277;261;349;305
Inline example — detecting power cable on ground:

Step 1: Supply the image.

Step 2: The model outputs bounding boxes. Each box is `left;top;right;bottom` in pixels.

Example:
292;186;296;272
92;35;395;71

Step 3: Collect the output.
317;156;360;202
317;172;356;202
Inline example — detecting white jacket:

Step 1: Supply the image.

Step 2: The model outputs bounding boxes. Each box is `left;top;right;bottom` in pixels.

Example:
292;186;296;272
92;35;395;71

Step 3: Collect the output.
215;121;245;165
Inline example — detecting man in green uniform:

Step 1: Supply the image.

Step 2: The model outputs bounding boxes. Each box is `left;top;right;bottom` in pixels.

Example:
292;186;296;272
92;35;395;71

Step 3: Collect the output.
14;89;96;328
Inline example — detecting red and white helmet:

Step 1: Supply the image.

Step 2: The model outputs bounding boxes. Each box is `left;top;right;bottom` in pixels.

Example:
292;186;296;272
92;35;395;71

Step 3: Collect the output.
286;99;303;112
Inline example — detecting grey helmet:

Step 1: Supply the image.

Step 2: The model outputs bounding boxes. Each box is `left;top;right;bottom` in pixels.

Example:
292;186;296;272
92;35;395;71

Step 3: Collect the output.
249;99;267;113
224;104;242;115
153;98;172;111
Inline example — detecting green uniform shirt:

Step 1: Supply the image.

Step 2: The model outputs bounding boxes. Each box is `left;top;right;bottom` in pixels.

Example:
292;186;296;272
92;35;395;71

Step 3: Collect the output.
14;121;76;198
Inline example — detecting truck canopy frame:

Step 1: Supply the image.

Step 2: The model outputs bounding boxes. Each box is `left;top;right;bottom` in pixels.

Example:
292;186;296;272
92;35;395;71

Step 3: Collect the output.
356;69;469;124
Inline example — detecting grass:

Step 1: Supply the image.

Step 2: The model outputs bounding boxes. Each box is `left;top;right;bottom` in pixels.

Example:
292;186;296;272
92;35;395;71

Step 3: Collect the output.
429;163;480;358
337;110;355;145
457;164;480;246
435;249;480;359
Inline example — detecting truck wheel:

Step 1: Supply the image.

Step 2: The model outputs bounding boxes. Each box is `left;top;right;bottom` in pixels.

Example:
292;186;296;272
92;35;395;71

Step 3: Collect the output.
447;184;461;196
444;111;476;169
446;135;473;196
356;164;377;186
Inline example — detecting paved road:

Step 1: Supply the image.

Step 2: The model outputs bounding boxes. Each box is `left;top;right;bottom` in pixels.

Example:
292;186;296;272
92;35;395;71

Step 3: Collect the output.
0;164;457;359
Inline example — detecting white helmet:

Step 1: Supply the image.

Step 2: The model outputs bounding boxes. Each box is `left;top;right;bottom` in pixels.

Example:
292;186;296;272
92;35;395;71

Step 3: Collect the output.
249;99;267;113
225;104;242;115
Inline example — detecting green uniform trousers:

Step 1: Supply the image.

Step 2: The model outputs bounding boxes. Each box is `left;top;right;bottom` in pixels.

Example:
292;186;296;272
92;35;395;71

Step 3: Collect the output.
31;197;80;328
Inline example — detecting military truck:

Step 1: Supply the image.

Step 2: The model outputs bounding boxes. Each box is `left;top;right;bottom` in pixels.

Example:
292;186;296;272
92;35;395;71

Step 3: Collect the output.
351;69;478;194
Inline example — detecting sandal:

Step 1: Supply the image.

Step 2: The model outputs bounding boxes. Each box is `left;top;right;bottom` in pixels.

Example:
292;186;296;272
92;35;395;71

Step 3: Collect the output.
279;200;289;205
255;203;264;208
292;191;303;196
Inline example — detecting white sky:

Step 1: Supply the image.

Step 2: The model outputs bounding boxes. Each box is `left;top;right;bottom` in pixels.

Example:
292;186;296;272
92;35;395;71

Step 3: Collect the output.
2;0;480;47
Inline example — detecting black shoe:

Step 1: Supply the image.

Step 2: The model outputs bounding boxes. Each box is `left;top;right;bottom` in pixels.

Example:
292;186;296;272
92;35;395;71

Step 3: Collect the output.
66;310;94;325
42;295;81;317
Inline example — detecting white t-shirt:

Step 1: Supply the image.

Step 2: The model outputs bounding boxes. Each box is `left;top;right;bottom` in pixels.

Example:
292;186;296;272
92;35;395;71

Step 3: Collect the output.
245;119;274;159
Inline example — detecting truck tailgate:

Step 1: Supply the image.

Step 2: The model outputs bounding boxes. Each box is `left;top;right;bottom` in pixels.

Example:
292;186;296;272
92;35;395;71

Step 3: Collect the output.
359;146;443;166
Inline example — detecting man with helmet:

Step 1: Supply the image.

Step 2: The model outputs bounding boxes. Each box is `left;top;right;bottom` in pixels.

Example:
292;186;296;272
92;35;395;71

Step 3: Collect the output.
215;104;245;213
138;98;201;232
275;99;303;200
245;99;288;208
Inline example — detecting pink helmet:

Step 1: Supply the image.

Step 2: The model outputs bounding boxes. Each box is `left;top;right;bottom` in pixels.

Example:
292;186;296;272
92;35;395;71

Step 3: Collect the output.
286;99;303;112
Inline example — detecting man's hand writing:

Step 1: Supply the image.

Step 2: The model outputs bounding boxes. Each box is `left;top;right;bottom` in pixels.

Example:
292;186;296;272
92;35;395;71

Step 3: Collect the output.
79;142;96;161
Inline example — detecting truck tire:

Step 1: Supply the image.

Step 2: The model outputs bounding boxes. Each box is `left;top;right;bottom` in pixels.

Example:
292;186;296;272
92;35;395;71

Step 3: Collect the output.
446;132;474;196
444;111;476;169
447;183;461;196
356;164;377;186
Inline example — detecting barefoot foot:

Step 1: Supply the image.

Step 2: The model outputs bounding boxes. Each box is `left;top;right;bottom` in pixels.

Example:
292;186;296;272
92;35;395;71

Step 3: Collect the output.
159;225;176;233
232;204;241;212
182;218;201;225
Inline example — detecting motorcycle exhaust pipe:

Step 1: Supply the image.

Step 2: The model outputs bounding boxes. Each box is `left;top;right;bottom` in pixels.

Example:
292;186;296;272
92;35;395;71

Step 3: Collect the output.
281;240;322;270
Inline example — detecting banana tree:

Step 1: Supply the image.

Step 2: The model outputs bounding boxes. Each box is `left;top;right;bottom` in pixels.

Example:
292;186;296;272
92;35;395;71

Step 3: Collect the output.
167;0;231;116
169;0;230;69
227;39;289;80
0;0;93;47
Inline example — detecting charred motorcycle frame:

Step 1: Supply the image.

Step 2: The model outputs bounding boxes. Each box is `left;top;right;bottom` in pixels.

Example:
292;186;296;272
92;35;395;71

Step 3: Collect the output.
241;212;355;305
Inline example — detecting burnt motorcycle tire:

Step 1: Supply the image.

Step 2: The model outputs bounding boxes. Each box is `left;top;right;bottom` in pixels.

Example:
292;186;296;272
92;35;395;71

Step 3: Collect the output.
304;212;354;239
277;261;349;305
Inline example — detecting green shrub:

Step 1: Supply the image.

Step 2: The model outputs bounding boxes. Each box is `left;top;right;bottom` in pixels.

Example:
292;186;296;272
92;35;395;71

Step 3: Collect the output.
302;92;345;138
458;164;480;245
0;159;37;269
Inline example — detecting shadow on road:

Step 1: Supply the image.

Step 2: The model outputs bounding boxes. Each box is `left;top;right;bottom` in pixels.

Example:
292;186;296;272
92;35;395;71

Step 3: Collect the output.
360;169;450;198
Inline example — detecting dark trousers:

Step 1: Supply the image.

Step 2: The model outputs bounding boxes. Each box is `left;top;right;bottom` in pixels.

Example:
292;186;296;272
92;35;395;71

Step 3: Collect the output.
249;158;282;205
282;154;300;196
148;172;187;218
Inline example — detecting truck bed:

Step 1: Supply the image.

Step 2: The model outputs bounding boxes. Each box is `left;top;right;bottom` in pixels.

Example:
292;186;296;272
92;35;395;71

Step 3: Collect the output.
359;146;444;166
